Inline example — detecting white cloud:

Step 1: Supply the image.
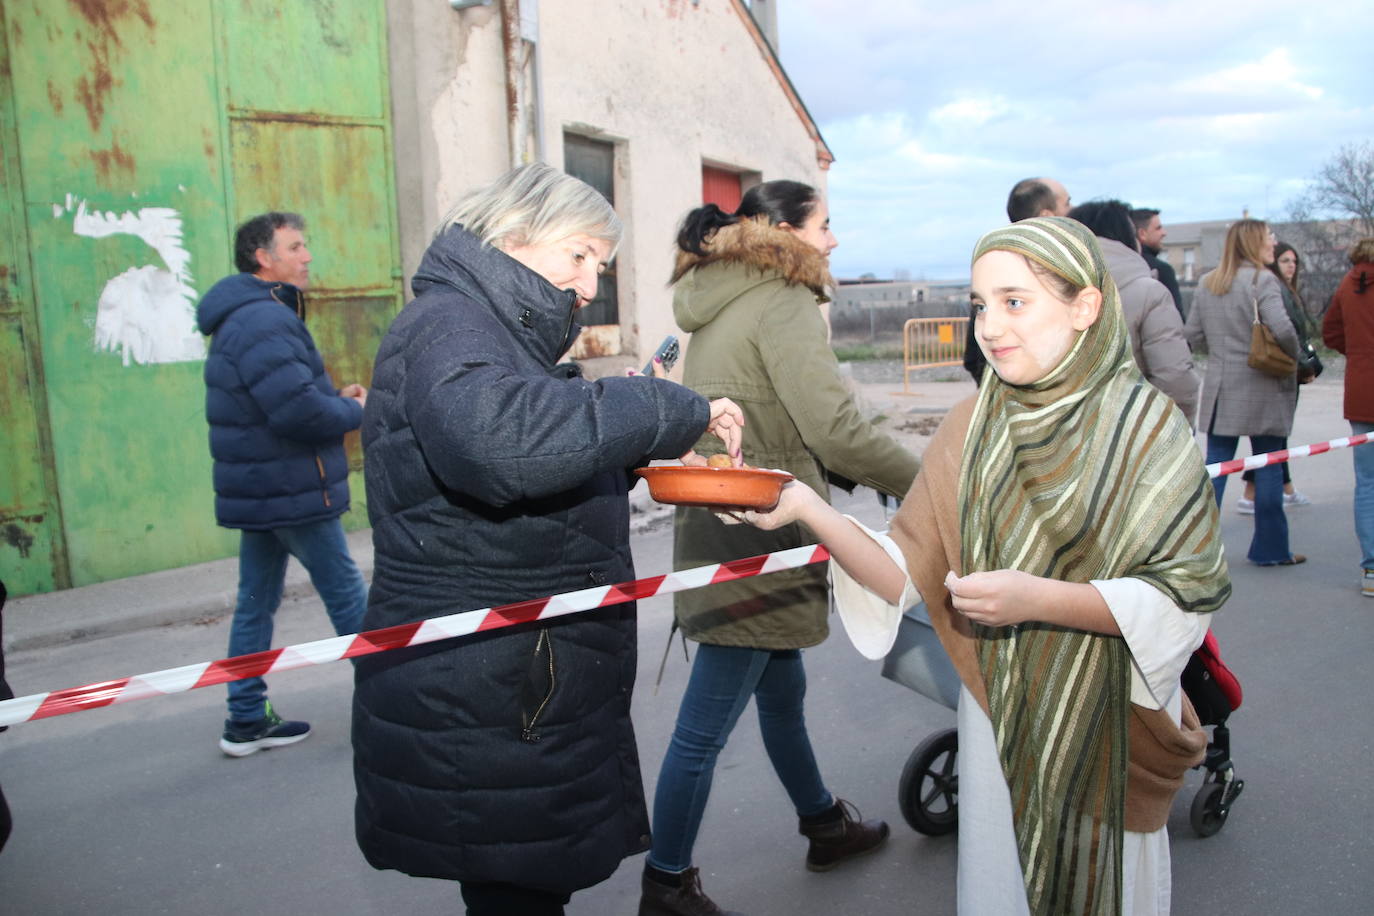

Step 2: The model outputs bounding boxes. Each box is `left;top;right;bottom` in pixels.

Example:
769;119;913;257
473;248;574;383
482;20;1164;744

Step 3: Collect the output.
928;95;1011;129
1177;48;1323;102
778;1;1374;280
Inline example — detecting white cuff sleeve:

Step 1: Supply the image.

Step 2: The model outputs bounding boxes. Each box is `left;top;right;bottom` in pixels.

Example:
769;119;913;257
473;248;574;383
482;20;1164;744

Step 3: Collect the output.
827;516;919;659
1090;577;1210;710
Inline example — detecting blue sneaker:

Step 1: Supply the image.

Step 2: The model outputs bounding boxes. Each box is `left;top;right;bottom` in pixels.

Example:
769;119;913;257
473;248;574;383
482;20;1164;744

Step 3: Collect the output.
219;702;311;757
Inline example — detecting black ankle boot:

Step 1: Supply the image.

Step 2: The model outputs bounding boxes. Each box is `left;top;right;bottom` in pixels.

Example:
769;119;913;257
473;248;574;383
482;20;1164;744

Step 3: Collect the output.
797;798;890;872
638;865;745;916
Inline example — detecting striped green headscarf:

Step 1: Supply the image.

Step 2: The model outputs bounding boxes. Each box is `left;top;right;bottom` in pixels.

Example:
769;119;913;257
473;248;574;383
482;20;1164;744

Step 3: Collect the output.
960;217;1229;915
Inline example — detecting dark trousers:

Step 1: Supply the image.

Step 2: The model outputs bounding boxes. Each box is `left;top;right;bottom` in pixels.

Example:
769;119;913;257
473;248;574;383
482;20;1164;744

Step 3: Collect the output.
460;881;571;915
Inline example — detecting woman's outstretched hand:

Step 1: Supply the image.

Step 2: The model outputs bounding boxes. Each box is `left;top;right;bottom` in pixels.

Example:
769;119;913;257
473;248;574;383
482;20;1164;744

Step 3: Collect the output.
686;398;745;467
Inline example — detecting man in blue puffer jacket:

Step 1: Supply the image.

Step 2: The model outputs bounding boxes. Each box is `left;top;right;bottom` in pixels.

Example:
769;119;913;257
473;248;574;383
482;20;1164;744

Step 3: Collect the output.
197;212;369;757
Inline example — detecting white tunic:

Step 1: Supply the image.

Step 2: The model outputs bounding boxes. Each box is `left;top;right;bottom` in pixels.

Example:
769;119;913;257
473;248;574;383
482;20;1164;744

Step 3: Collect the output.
830;520;1208;916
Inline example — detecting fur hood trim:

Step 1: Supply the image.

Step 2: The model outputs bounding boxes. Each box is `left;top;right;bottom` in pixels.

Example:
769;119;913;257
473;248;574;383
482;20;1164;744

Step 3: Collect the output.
670;217;833;296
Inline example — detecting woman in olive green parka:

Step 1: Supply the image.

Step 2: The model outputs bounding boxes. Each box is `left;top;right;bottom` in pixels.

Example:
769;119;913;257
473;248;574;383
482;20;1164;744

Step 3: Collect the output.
640;181;919;916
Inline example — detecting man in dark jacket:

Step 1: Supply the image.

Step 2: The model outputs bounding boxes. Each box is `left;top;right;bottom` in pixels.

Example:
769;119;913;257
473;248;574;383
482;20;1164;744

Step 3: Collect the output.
1132;207;1185;316
197;212;369;757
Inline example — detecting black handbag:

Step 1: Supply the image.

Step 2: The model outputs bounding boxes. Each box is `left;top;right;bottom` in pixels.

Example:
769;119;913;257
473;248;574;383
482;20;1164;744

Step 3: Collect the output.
1296;337;1323;383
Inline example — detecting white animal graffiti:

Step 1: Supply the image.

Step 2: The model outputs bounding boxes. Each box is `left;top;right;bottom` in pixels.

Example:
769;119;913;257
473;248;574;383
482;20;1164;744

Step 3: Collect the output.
56;196;205;367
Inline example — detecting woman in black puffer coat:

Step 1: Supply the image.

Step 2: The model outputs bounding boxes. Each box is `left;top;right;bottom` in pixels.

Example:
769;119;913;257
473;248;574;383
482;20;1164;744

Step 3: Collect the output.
352;163;743;916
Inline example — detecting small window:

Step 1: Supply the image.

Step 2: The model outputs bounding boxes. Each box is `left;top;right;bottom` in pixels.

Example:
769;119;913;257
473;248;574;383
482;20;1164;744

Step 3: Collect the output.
1183;248;1196;283
564;133;618;327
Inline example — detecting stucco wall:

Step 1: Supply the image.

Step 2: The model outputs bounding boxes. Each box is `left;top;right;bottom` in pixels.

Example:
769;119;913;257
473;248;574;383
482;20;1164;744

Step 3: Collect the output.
388;0;830;376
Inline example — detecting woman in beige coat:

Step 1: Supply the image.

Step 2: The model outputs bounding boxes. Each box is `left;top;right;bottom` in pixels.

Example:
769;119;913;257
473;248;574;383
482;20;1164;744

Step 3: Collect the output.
1184;218;1303;566
639;181;918;916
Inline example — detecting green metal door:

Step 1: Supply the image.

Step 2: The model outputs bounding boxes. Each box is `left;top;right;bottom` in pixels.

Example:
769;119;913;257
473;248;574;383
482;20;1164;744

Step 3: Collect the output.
0;1;67;594
218;0;401;493
0;0;401;594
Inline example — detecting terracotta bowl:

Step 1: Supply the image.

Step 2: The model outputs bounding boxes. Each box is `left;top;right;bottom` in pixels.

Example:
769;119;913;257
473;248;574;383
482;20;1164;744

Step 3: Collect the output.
635;466;794;510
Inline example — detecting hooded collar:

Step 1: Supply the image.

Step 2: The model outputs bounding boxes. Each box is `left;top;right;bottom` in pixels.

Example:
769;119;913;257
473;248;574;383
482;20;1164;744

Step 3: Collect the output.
196;272;305;335
670;217;833;294
412;224;581;367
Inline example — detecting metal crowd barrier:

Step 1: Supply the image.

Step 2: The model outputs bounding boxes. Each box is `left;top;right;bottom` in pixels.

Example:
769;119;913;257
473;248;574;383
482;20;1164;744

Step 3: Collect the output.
901;316;968;393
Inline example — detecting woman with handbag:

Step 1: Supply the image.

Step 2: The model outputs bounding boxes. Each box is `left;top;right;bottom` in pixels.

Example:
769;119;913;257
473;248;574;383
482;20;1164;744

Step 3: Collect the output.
1184;219;1305;565
1237;242;1320;514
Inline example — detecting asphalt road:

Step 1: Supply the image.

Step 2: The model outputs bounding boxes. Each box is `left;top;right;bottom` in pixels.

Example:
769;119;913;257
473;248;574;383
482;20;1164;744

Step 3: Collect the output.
1;377;1370;914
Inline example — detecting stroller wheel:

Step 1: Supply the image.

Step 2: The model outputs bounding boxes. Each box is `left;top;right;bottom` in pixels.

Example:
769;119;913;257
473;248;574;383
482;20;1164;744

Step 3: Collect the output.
898;727;958;836
1190;781;1229;837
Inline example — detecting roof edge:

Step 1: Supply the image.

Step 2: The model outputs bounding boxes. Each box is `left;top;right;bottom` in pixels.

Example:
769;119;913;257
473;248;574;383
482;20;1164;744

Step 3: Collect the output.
728;0;834;171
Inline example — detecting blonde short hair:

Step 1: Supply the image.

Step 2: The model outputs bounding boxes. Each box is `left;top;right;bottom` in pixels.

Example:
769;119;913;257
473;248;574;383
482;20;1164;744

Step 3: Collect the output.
1349;238;1374;265
440;162;622;257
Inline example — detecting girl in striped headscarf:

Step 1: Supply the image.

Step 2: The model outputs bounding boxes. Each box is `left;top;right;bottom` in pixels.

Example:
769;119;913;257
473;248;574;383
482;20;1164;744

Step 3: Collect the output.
727;217;1230;915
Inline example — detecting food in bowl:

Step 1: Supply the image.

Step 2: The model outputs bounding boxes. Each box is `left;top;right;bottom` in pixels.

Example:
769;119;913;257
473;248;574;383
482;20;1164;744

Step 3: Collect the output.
635;466;793;510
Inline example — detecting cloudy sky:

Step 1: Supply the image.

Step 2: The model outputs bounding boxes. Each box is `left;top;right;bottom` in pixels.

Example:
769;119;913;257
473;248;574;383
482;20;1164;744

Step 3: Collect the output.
775;1;1374;281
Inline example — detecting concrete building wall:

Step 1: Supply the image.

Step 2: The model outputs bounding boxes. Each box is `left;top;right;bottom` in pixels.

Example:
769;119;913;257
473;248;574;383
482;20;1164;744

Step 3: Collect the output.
387;0;831;377
835;281;935;312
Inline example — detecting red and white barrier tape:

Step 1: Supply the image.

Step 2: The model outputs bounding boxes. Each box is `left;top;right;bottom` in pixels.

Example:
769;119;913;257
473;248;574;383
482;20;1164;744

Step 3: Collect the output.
1206;433;1368;478
0;544;830;728
3;432;1368;730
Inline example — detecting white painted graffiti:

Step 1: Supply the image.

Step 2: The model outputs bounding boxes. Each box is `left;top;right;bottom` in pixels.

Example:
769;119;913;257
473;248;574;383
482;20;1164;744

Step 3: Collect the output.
55;195;205;367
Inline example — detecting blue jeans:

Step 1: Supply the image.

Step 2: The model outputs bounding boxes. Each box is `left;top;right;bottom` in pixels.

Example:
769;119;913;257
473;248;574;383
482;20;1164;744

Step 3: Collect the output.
226;518;367;722
1352;422;1374;570
1206;434;1292;564
647;645;833;873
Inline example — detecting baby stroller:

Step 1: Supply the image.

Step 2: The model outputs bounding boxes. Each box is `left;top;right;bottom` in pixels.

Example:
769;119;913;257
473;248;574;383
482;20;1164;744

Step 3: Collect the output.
880;603;1245;838
1180;629;1245;836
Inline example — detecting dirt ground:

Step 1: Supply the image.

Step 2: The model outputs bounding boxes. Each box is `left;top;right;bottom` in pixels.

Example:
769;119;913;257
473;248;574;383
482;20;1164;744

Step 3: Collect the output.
838;358;978;459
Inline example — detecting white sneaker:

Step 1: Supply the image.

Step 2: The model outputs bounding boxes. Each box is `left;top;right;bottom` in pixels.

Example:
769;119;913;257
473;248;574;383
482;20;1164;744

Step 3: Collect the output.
1235;497;1255;515
1363;569;1374;599
1284;491;1311;507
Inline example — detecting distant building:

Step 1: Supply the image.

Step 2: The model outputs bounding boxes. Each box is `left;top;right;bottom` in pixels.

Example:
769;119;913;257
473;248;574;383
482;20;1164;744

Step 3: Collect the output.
833;278;968;318
1156;215;1362;315
1155;219;1228;286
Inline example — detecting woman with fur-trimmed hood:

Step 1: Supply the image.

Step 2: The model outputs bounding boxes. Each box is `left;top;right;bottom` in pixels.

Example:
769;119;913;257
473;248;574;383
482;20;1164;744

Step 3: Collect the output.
639;182;919;916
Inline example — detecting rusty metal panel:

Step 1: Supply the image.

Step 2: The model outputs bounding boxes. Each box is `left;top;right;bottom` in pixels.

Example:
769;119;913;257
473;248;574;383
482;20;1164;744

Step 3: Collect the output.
228;118;396;293
0;314;61;595
0;0;400;591
0;2;65;595
568;324;621;361
218;0;402;527
306;292;396;474
221;0;388;120
6;0;235;588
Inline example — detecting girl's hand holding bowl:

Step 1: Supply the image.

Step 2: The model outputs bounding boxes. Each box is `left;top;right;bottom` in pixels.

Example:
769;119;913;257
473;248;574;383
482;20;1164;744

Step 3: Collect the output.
713;479;819;528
